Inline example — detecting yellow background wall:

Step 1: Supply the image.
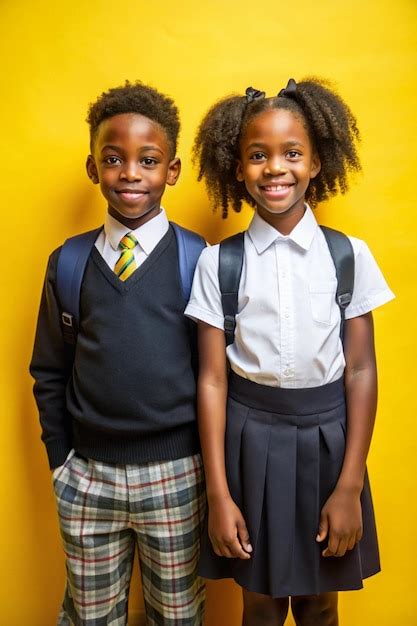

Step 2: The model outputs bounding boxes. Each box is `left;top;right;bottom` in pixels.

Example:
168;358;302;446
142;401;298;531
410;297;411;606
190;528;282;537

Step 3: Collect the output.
1;1;415;624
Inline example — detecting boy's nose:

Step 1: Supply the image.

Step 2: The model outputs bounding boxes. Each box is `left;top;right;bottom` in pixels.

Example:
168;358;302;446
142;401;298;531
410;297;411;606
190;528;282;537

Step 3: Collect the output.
121;163;142;181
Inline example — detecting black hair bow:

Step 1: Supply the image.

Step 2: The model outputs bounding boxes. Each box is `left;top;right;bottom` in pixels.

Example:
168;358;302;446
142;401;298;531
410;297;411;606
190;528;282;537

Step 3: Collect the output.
278;78;297;98
245;86;266;103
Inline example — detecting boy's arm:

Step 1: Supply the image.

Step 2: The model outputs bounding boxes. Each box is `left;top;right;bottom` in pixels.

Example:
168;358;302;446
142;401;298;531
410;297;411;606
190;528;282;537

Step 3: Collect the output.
317;312;377;557
197;321;252;559
30;248;73;469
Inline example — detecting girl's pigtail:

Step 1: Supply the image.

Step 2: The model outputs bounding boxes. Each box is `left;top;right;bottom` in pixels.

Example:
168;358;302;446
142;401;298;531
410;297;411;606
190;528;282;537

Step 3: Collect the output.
193;95;249;218
278;78;361;205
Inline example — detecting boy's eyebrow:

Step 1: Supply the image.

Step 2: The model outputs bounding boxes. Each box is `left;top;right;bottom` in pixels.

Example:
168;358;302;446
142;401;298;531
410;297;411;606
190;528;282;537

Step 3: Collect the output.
100;144;164;154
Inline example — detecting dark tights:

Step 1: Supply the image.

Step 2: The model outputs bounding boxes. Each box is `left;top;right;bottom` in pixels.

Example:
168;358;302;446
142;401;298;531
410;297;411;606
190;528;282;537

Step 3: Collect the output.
242;590;338;626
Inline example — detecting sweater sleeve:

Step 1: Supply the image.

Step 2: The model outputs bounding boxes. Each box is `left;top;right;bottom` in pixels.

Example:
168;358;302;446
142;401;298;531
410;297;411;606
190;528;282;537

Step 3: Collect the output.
29;248;73;469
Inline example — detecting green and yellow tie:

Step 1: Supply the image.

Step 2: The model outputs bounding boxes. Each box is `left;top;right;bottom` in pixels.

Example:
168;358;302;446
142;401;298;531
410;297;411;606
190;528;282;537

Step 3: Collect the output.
114;232;138;281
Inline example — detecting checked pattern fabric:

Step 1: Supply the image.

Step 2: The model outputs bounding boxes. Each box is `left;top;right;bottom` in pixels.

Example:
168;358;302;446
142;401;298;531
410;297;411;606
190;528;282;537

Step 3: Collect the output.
114;233;138;281
53;451;206;625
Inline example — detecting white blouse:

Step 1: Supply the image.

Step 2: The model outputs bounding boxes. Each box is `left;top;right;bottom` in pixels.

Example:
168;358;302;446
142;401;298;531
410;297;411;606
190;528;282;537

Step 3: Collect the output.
185;206;394;388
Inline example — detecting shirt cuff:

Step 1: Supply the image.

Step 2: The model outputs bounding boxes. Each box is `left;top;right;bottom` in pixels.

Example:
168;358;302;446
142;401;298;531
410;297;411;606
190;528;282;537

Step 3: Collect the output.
345;288;395;319
184;303;225;331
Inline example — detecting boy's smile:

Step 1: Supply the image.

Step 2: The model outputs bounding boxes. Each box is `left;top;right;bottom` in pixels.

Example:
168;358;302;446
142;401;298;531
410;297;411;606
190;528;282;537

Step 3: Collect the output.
236;108;320;233
87;113;180;229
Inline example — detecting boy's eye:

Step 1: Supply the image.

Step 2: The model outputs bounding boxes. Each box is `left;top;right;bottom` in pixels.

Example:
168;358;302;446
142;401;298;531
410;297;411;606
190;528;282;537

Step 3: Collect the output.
141;157;158;166
104;156;122;166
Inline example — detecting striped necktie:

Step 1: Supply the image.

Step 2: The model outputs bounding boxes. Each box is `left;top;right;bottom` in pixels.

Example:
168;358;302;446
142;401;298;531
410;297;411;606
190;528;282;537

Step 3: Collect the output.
114;232;138;281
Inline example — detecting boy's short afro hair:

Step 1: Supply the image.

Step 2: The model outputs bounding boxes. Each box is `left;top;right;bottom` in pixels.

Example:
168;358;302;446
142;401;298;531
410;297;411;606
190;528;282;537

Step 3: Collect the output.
87;80;180;157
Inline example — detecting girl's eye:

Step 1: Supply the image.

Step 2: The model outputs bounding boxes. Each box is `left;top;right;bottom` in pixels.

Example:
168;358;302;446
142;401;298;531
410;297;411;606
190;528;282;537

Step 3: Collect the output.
104;156;121;166
250;152;266;161
286;150;301;159
141;157;158;166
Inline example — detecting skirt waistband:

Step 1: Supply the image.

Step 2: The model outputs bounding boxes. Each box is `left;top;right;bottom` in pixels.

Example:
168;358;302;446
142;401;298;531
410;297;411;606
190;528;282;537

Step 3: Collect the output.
228;371;345;416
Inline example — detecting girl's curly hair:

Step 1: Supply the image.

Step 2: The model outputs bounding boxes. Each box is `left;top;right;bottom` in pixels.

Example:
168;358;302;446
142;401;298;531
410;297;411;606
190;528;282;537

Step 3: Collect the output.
193;78;360;218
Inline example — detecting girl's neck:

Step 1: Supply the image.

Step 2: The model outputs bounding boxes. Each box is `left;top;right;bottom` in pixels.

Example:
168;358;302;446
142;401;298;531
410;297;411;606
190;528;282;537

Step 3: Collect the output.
256;201;306;236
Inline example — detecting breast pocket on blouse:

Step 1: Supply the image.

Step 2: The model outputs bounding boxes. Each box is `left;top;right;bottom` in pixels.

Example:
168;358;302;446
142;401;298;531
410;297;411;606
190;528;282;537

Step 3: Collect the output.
309;280;337;325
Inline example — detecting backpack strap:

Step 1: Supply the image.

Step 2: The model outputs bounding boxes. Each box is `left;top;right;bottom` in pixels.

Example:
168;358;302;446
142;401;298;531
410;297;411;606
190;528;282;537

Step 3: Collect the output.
218;227;355;347
56;227;103;345
320;225;355;341
171;222;206;303
57;223;205;347
218;232;245;346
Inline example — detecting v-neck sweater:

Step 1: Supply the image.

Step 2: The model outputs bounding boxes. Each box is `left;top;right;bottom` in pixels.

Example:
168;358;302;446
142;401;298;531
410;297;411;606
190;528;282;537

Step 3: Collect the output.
30;226;199;468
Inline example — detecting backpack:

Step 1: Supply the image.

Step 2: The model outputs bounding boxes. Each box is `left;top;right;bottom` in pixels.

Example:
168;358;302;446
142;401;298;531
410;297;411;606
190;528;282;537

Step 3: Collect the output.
56;223;206;346
219;226;354;347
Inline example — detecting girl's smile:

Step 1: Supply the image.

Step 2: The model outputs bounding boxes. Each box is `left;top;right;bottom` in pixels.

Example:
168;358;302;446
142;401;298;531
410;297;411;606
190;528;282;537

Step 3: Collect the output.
236;108;320;233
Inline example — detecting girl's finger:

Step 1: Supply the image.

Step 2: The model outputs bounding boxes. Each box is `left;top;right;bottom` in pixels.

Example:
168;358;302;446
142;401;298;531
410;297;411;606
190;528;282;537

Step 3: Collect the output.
316;514;329;542
237;520;253;553
334;537;348;557
347;534;357;551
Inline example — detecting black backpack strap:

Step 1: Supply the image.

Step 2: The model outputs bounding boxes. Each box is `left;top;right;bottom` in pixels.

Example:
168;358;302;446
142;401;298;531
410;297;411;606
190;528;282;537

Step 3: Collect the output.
170;222;206;303
219;232;245;346
320;225;355;342
56;227;103;345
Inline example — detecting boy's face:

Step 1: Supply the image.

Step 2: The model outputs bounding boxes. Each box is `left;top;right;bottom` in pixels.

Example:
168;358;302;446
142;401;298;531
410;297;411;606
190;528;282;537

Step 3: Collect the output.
86;113;180;229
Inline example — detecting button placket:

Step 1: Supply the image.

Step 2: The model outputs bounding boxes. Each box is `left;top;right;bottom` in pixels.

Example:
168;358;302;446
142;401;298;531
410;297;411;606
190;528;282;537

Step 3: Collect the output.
276;240;295;384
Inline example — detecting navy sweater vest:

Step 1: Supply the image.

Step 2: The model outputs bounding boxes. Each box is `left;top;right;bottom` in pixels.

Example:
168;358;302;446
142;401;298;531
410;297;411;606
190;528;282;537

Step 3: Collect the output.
31;227;199;467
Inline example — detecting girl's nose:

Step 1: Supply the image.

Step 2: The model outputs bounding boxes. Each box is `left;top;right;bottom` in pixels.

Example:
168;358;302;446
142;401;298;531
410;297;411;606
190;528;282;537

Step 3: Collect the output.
265;159;288;176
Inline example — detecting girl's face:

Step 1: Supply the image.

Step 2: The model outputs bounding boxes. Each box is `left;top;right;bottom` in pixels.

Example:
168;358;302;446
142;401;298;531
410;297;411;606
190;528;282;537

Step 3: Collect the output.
236;108;320;231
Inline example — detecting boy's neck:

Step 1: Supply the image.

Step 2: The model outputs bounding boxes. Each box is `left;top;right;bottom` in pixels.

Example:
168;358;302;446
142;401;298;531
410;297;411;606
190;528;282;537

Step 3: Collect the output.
107;205;161;230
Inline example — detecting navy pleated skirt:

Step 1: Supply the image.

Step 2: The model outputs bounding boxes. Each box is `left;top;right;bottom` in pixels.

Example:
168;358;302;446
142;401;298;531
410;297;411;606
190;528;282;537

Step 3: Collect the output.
199;372;380;597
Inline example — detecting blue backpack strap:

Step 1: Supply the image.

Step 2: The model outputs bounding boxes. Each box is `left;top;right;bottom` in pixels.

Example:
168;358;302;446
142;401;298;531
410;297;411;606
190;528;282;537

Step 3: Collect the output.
320;225;355;342
219;232;245;346
56;226;103;344
171;222;206;303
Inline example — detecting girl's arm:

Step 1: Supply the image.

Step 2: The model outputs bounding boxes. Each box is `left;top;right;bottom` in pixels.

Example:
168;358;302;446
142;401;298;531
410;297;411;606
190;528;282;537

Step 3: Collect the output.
317;311;377;557
198;321;252;559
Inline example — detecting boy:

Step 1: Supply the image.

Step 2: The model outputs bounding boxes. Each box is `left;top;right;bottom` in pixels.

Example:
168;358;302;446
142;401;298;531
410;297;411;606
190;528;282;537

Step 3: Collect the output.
30;82;206;625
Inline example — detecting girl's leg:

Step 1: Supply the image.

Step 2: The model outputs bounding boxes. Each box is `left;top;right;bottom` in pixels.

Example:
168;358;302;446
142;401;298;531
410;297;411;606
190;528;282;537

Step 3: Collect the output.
242;589;290;626
291;592;338;626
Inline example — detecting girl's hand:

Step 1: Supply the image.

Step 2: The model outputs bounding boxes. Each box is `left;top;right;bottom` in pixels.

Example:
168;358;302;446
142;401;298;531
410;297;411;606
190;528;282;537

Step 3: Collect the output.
208;494;253;559
316;486;363;557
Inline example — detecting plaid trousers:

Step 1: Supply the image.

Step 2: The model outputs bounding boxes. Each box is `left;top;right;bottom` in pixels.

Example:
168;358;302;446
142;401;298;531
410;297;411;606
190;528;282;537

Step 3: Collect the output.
52;450;206;626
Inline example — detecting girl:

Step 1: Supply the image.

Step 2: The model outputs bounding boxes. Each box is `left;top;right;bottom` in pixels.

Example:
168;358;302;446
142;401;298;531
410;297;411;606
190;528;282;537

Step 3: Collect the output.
185;78;394;626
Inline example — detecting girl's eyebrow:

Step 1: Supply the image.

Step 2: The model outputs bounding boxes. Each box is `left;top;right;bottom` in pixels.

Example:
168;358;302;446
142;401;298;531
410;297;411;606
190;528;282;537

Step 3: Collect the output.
245;139;305;152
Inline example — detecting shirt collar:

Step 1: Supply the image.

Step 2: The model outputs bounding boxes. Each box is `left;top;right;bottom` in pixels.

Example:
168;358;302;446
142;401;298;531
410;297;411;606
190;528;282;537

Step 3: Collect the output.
104;208;169;255
247;204;318;254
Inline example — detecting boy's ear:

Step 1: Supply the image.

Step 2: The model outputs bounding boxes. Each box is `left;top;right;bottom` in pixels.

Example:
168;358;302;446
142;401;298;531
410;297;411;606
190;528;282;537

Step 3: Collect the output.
310;154;321;179
166;157;181;186
86;155;99;184
236;160;244;182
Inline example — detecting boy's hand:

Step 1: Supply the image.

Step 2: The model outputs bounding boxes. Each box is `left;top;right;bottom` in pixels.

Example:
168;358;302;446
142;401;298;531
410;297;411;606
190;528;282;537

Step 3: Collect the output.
316;486;363;557
208;494;252;559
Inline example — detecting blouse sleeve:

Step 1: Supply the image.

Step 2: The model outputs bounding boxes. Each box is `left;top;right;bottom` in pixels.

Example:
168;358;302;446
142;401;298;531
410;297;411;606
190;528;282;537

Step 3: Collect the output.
345;237;395;319
184;245;225;330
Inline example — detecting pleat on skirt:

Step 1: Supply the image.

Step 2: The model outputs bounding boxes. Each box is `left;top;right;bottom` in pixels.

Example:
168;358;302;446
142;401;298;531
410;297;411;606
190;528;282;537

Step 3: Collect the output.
198;372;380;597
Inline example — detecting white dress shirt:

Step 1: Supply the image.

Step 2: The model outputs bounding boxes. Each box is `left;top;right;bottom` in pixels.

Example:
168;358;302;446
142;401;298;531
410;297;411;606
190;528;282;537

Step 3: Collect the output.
185;206;394;388
94;209;169;269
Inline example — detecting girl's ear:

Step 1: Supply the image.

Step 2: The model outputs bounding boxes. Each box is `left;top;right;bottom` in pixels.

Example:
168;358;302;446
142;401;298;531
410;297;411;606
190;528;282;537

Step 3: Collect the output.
86;155;99;184
166;157;181;186
310;154;321;180
236;160;244;182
